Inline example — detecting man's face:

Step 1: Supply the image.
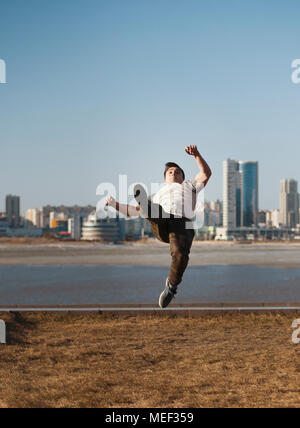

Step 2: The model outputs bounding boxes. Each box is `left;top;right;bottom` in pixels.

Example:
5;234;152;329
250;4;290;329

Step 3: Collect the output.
165;167;184;184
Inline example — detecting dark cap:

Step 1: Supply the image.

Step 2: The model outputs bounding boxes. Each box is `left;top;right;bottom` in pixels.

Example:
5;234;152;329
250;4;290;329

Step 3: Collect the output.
164;162;185;181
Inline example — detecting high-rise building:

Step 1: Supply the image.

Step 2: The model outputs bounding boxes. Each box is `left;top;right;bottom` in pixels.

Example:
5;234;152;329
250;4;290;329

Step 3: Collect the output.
223;159;242;228
214;199;223;227
239;161;259;227
280;179;299;228
258;210;267;225
25;208;42;227
68;215;82;240
202;200;223;227
270;209;280;228
261;209;280;228
49;211;69;228
5;195;20;228
223;159;258;229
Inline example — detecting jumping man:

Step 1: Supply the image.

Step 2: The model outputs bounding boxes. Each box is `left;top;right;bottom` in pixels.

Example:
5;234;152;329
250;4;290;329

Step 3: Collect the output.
105;145;212;308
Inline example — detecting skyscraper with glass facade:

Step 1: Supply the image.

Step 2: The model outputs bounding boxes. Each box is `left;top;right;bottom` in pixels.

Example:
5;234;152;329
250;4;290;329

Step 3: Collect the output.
223;159;258;229
239;161;259;227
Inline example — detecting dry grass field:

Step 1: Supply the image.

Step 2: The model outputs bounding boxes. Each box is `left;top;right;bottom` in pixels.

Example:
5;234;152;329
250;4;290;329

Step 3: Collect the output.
0;312;300;408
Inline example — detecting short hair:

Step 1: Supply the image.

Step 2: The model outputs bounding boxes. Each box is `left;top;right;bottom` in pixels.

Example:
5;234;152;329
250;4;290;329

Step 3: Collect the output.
164;162;185;181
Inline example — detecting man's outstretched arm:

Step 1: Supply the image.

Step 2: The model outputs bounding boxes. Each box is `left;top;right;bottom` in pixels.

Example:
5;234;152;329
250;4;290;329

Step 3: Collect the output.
185;145;212;187
105;196;140;217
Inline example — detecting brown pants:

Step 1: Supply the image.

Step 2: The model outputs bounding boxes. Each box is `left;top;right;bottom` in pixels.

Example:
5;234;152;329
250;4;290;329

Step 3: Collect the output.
146;208;195;287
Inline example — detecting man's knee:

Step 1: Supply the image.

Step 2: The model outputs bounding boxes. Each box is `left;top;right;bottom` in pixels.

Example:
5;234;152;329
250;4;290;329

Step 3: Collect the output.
171;248;190;265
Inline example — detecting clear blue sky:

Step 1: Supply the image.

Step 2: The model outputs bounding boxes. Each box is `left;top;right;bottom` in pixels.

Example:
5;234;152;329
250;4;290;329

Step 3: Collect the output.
0;0;300;213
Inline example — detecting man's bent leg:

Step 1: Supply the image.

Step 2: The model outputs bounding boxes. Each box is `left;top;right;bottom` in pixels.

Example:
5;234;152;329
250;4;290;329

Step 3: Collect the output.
146;200;171;244
168;219;195;287
148;218;170;244
134;184;171;243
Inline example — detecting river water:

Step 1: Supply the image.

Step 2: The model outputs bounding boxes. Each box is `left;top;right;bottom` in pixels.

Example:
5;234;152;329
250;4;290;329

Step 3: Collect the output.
0;265;300;305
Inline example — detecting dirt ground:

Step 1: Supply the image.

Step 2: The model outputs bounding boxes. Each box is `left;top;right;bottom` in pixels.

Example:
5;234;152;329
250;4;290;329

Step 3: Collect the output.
0;312;300;408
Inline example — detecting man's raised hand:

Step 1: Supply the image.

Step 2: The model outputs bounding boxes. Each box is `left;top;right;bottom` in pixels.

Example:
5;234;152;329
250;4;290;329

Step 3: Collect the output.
185;145;200;157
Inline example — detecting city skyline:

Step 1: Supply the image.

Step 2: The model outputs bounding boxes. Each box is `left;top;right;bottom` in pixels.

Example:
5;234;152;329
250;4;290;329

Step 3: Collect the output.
2;170;299;218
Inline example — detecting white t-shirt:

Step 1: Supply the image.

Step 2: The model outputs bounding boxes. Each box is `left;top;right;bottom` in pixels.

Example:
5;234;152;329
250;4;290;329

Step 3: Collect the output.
151;179;204;220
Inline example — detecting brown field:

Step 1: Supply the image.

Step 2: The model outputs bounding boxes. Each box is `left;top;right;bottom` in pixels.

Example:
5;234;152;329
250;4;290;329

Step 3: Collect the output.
0;312;300;408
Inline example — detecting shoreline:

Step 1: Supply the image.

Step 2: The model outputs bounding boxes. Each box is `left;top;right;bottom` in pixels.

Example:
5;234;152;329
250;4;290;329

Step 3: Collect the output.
0;240;300;268
1;237;300;247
